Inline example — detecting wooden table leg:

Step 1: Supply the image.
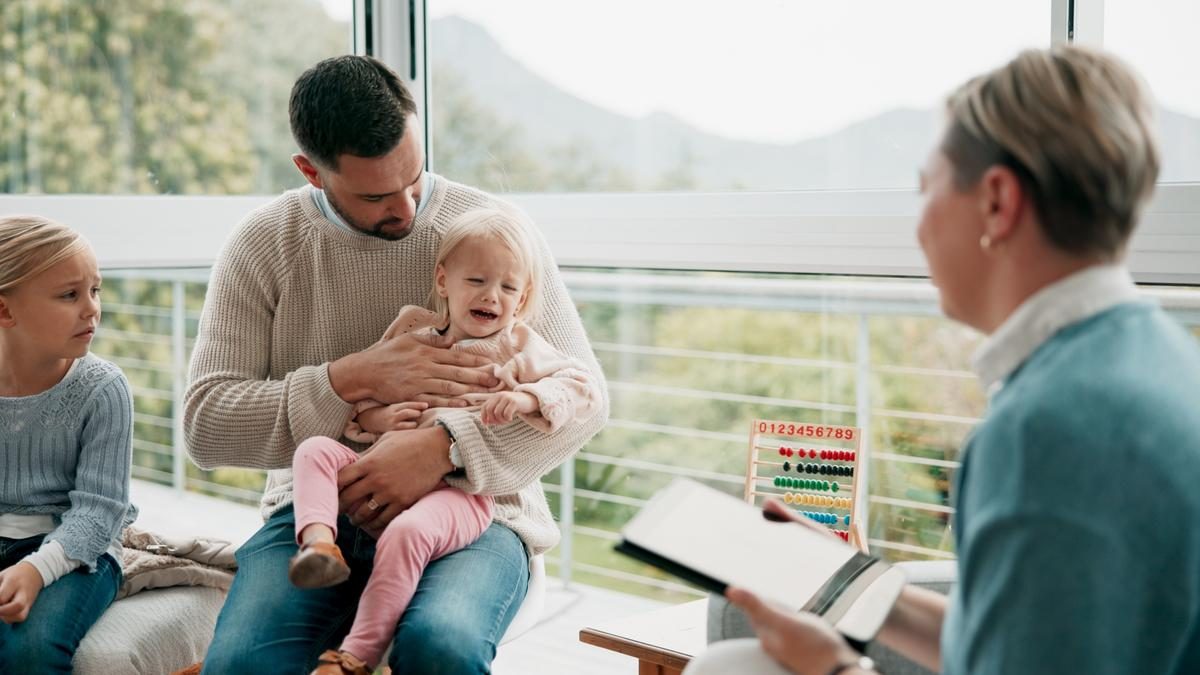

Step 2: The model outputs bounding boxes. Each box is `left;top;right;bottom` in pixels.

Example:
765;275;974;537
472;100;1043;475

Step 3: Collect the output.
639;661;683;675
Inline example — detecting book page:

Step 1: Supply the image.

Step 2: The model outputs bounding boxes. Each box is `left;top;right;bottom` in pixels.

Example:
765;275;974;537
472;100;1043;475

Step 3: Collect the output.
621;478;860;611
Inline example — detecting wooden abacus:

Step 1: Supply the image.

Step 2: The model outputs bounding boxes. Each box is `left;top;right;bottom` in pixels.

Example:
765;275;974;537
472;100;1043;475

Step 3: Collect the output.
744;418;868;551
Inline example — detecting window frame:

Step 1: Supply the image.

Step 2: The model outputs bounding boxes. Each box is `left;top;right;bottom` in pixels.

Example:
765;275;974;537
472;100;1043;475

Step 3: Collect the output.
5;0;1195;284
1;182;1197;284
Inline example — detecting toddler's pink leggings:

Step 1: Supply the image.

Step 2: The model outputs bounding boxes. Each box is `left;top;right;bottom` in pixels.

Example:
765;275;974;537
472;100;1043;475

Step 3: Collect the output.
291;436;494;667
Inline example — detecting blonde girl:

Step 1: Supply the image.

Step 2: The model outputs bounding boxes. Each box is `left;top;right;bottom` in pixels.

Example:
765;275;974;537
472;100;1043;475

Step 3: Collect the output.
0;215;136;673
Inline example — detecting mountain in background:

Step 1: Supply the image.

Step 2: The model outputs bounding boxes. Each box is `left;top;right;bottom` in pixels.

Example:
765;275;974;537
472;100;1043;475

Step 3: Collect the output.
431;15;1200;191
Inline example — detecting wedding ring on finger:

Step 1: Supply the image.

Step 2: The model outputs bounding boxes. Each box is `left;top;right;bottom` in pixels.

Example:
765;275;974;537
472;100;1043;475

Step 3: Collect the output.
367;497;381;511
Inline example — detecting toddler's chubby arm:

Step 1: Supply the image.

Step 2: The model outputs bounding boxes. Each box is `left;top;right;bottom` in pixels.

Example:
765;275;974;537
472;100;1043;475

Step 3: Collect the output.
344;400;430;443
469;323;603;432
478;391;539;426
342;306;446;443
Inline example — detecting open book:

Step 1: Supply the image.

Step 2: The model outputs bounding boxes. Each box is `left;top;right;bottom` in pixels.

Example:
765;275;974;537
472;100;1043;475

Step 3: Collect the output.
615;478;906;642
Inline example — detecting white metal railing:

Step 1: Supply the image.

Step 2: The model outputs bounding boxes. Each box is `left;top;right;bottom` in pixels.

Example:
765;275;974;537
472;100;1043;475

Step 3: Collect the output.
91;267;1200;598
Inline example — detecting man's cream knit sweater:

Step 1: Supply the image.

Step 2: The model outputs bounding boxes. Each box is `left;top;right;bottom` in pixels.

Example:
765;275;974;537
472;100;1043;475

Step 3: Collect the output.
184;177;608;556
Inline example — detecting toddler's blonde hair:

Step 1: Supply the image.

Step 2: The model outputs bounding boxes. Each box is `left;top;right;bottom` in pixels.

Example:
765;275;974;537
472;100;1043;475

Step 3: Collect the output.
430;206;544;326
0;215;88;294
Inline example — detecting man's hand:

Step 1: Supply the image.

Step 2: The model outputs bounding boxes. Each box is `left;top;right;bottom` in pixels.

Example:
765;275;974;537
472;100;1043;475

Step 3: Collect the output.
329;332;499;407
726;586;864;675
357;401;429;434
0;562;44;624
479;391;538;425
336;426;454;536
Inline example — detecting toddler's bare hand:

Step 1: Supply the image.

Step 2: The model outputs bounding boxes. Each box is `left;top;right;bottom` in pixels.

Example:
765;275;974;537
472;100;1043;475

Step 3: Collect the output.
357;401;428;434
480;391;538;425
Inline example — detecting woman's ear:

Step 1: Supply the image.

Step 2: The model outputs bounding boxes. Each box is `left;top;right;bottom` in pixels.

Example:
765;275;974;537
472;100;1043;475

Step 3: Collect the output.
979;164;1025;246
0;295;15;328
434;263;449;298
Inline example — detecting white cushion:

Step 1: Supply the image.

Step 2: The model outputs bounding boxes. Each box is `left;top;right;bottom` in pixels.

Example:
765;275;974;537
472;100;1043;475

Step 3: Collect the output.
500;553;545;645
73;554;544;673
73;586;225;674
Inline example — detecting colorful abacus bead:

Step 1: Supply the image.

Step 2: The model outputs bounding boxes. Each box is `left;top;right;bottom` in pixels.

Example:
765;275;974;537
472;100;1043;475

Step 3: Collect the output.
783;461;790;472
844;514;851;526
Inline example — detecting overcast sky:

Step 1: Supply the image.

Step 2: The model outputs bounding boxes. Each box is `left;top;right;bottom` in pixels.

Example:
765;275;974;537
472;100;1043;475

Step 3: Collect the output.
321;0;1198;144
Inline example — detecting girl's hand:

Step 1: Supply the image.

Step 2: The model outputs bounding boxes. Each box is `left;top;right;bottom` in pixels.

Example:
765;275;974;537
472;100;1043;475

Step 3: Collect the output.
725;586;863;675
480;391;538;425
0;562;44;624
357;401;428;434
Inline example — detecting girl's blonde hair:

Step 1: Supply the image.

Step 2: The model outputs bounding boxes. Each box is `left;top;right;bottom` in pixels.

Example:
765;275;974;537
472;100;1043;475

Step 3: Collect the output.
941;45;1159;258
430;206;544;325
0;215;88;294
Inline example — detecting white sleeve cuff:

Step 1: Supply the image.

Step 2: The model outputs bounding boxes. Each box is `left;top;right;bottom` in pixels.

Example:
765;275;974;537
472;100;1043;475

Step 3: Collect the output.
20;539;82;587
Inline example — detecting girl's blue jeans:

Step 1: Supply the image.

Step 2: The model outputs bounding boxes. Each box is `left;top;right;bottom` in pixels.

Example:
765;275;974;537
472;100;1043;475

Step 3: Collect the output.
0;534;121;674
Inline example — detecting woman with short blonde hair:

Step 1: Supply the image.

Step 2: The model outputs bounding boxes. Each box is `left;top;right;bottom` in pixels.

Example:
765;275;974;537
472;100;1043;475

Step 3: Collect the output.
686;46;1200;675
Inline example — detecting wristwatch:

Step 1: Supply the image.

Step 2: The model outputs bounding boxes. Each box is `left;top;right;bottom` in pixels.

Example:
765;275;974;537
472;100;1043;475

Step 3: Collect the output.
434;419;463;469
827;655;876;675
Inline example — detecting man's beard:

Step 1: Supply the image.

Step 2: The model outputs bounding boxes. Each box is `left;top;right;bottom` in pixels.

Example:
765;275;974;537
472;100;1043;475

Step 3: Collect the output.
326;191;411;241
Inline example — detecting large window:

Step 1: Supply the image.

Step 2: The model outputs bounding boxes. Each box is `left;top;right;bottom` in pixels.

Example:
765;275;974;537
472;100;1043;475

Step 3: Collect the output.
0;1;347;195
427;0;1048;193
1101;0;1200;183
8;0;1200;601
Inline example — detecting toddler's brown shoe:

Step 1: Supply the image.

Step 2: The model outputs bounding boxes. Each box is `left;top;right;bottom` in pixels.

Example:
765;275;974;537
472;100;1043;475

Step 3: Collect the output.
288;540;350;589
312;649;371;675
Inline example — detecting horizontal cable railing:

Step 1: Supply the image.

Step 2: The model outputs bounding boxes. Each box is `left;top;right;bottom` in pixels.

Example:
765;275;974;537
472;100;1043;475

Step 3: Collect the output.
93;267;1200;599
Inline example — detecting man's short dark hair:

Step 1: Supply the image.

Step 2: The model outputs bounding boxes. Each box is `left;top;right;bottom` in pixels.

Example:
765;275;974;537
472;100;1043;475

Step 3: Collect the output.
289;55;418;170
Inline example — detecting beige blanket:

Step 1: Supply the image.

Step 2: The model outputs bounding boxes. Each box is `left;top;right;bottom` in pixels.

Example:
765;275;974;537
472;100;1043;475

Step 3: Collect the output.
118;526;238;599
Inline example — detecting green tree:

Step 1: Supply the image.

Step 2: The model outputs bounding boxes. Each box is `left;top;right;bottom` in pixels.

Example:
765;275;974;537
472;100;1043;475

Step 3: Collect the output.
1;1;253;194
0;0;345;195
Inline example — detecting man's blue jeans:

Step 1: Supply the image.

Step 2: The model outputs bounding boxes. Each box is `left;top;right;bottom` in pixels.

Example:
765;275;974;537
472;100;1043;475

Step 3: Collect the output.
202;504;529;674
0;534;121;674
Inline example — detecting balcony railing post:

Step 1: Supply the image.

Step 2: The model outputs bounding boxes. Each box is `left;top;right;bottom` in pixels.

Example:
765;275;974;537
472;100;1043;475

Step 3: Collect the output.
856;313;872;538
560;455;575;587
171;280;187;492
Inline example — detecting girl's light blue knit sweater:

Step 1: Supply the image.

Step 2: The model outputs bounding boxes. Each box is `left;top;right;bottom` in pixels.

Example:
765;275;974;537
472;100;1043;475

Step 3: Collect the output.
0;353;136;569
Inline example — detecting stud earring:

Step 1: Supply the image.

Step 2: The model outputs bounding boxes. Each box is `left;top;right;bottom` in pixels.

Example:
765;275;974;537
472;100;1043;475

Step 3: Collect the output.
980;234;992;250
